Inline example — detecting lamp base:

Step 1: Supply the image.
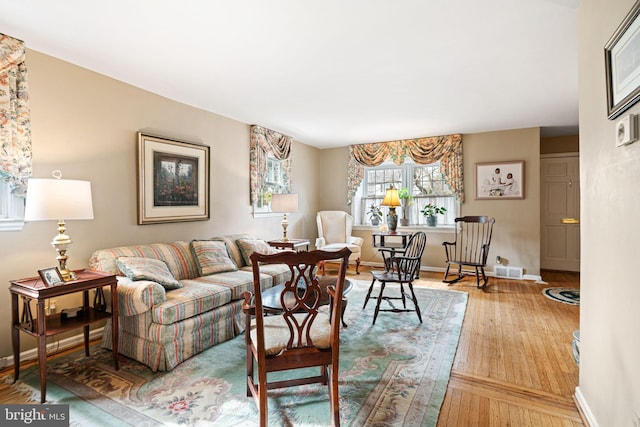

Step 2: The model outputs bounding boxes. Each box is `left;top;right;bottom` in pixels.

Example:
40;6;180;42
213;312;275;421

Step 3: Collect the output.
387;207;398;232
281;213;289;241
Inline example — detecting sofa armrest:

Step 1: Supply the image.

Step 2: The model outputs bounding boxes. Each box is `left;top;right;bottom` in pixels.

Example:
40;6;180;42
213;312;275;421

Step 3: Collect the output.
116;277;167;316
348;236;364;247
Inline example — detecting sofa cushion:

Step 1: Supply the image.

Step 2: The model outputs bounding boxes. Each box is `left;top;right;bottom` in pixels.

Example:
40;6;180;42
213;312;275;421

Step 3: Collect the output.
190;240;238;275
89;241;199;280
210;233;254;268
116;257;182;290
151;280;233;324
237;238;278;266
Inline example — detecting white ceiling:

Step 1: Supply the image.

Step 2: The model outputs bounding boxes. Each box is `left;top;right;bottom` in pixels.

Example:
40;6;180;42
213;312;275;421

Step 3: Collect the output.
0;0;579;149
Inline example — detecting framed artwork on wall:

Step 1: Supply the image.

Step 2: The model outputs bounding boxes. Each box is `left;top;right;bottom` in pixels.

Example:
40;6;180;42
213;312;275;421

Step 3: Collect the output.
475;161;524;200
137;132;210;224
605;0;640;119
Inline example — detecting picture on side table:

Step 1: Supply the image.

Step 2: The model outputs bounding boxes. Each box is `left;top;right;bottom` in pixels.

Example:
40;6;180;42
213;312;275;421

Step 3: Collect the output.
38;266;64;286
137;132;210;224
475;161;524;200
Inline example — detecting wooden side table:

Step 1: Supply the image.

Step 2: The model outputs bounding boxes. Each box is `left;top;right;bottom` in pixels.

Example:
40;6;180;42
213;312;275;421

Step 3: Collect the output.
267;238;310;251
371;231;413;270
10;269;119;403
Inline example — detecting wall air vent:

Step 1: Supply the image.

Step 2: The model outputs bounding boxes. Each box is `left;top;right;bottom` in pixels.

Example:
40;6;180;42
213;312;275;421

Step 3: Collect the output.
494;266;524;280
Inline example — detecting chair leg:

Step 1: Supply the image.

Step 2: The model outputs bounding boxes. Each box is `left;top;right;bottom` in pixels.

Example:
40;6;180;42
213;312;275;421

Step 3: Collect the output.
355;257;360;274
480;266;489;288
363;278;376;309
399;283;407;308
246;348;253;397
475;266;481;288
258;369;268;427
373;282;386;325
408;283;423;323
443;263;465;284
329;364;340;427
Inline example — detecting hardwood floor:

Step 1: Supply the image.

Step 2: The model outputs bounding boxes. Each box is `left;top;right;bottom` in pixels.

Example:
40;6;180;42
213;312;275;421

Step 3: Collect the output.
0;267;582;426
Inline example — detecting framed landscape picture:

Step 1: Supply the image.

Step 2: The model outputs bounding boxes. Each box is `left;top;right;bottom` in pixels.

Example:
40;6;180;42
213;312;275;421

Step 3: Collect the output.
475;161;524;200
137;133;210;224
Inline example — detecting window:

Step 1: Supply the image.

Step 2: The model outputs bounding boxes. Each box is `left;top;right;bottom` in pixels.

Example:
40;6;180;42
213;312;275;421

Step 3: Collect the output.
354;161;457;226
253;155;287;214
0;181;25;231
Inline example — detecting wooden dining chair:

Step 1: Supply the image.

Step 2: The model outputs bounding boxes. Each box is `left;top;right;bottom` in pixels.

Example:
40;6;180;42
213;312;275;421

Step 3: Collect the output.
442;216;495;288
363;231;427;325
242;247;351;427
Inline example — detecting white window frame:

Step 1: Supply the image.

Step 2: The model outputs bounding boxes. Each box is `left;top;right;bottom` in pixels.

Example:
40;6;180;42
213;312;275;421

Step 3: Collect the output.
253;155;287;216
0;181;25;231
353;161;458;227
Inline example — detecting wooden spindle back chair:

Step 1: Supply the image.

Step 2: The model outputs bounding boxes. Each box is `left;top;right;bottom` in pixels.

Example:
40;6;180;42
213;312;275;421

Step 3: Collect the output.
442;216;495;288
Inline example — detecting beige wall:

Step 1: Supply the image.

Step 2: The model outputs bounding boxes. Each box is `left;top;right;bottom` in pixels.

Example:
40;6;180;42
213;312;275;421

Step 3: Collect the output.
578;0;640;425
317;127;541;276
0;50;320;358
541;134;579;154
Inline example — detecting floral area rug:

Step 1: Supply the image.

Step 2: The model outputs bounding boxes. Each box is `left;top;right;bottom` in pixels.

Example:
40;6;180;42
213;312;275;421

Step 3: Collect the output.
9;281;467;426
543;287;580;305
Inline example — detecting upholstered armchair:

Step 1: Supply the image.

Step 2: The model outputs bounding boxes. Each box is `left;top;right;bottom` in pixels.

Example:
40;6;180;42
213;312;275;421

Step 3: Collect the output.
315;210;363;274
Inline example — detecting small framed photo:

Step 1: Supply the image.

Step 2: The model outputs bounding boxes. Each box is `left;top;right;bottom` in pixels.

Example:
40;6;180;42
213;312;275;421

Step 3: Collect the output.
38;267;64;287
475;161;525;200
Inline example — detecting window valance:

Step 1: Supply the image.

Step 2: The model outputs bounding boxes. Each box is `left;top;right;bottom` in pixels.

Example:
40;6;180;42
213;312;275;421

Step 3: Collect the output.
347;134;463;203
0;34;31;198
249;125;293;204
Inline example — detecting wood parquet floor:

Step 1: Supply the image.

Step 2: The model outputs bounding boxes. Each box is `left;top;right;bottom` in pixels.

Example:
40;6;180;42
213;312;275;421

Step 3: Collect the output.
0;267;582;426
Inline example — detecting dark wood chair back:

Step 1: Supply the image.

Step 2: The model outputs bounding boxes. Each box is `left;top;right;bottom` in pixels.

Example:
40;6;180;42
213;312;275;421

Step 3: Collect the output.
443;216;495;288
243;247;351;427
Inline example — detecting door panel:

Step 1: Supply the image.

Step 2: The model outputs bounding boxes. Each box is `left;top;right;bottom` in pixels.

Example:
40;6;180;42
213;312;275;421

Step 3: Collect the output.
541;156;580;271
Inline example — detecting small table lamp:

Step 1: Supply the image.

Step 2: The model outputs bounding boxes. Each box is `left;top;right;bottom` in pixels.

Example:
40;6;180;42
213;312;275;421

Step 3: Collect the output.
24;172;94;281
381;186;401;232
271;193;298;242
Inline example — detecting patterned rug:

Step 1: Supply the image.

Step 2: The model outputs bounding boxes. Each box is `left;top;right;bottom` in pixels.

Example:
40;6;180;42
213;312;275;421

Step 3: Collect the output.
8;281;467;426
543;287;580;305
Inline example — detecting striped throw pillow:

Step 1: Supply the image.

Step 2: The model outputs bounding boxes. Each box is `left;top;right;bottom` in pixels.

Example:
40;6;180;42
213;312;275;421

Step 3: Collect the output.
190;240;238;276
115;257;182;290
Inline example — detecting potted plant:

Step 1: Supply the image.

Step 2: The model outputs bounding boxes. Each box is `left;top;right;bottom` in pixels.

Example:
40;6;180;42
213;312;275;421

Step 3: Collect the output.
420;203;447;227
367;203;383;226
398;187;413;226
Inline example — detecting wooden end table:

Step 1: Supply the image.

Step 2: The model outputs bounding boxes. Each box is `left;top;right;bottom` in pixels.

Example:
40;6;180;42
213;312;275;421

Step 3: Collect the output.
9;269;119;403
267;238;310;251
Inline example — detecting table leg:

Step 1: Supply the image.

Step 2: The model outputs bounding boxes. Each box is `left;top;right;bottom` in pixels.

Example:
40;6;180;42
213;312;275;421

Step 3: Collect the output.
11;293;20;383
36;299;47;403
83;290;90;356
111;282;120;370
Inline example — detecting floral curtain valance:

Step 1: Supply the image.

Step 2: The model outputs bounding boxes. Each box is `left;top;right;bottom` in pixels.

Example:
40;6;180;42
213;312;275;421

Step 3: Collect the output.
249;125;293;204
0;33;31;197
347;134;463;203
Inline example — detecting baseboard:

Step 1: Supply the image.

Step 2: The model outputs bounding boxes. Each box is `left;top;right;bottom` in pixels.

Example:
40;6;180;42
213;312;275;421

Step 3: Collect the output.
574;386;599;427
0;327;104;369
360;261;542;282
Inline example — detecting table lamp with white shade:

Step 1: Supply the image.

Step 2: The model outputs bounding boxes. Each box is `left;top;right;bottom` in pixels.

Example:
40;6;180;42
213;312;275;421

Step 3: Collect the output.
271;193;298;241
24;171;94;281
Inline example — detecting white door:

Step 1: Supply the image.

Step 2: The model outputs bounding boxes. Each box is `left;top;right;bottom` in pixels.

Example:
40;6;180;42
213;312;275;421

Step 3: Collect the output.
541;155;580;271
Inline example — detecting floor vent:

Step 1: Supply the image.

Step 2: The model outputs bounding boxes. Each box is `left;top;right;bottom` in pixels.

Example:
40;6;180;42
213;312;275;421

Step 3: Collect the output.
494;266;524;280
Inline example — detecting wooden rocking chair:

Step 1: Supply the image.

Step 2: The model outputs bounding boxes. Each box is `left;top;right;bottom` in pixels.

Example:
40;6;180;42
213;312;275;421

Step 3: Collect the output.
442;216;495;288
